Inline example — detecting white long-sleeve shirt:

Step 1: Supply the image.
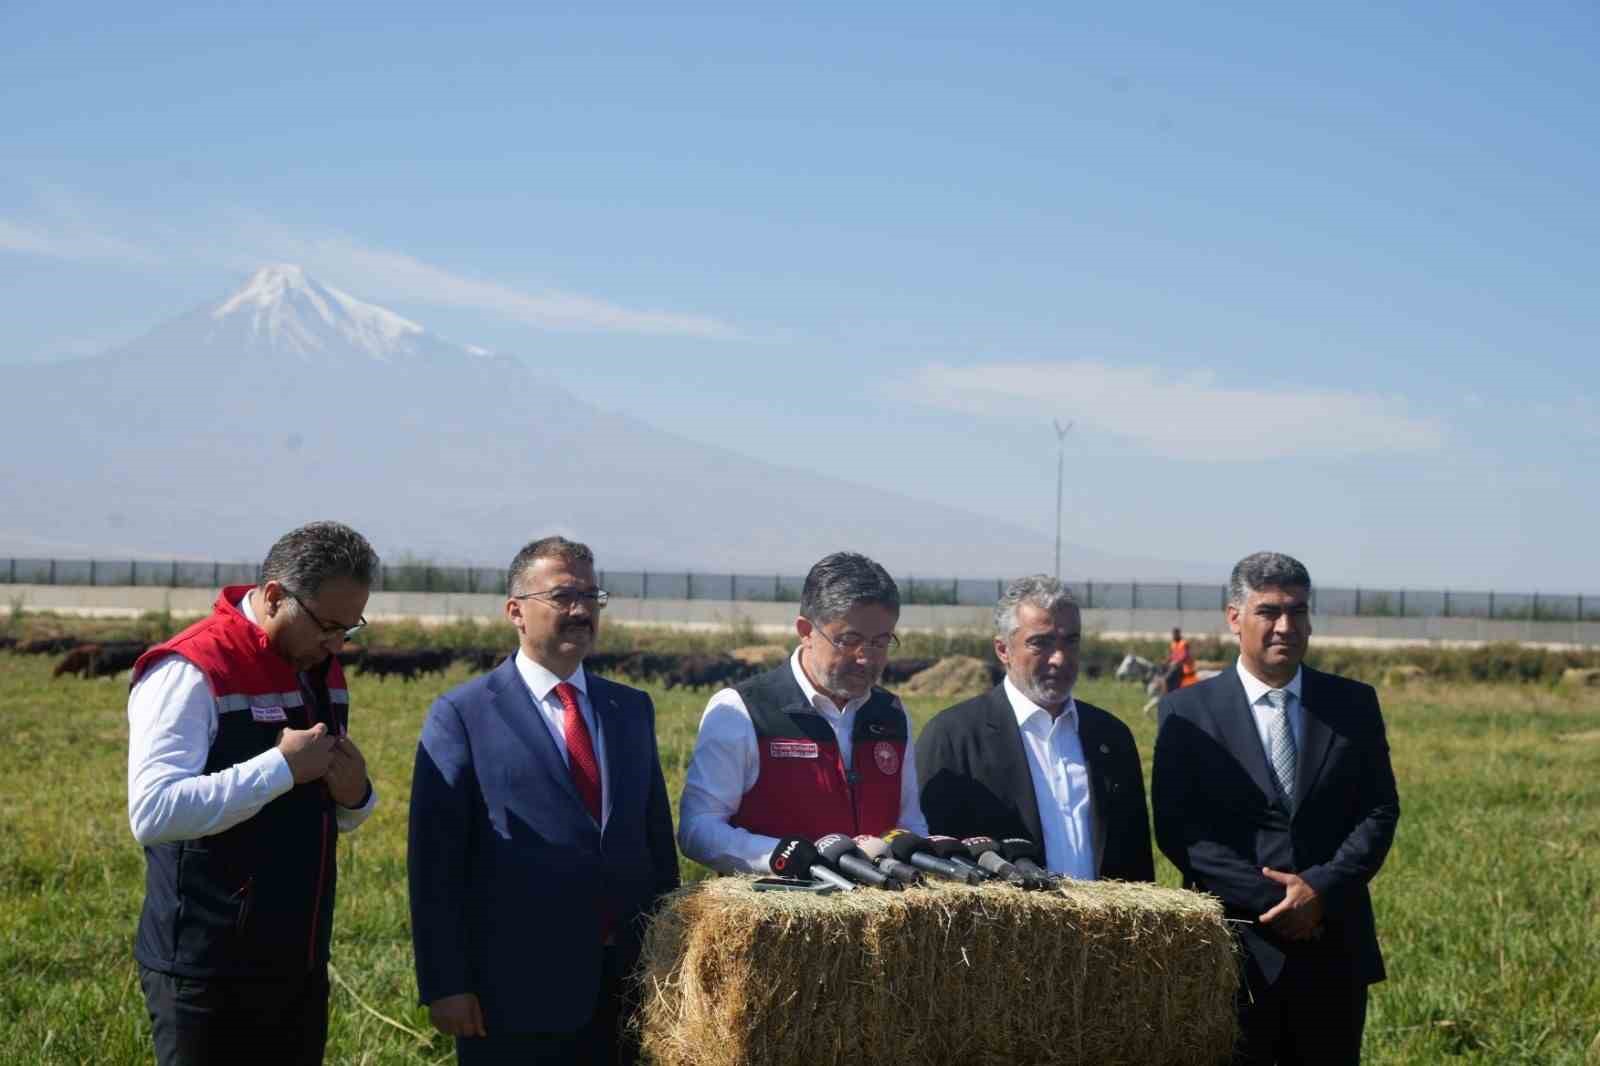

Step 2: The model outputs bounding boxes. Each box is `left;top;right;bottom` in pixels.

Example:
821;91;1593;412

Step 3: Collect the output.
126;592;377;847
677;649;930;874
1004;677;1098;879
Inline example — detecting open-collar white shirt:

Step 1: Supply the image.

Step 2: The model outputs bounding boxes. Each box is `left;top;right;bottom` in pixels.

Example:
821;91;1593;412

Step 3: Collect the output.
1004;676;1098;880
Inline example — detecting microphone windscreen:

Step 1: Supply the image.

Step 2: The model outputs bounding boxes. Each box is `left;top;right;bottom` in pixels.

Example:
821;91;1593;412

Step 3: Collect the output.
853;836;891;861
769;837;819;877
962;836;1002;861
998;837;1043;864
883;829;933;863
926;835;971;860
814;833;866;864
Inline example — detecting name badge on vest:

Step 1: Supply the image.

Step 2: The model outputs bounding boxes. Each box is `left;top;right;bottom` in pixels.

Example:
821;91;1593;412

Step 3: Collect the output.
251;705;288;724
769;739;819;759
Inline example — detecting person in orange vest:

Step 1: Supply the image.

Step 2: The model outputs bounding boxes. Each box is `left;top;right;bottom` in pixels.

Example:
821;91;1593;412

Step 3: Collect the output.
1168;627;1199;690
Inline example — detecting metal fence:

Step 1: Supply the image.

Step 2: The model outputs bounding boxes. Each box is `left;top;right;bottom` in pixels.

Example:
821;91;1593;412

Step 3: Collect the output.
3;557;1597;621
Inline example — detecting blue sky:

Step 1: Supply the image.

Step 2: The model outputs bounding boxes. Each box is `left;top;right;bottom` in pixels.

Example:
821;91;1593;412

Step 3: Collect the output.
3;2;1597;591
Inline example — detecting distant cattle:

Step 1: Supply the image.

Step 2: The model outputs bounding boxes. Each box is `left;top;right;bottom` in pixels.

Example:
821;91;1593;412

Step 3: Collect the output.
663;654;753;690
618;652;677;682
0;636;16;652
53;641;149;679
458;647;512;674
880;658;939;685
358;648;454;681
583;652;634;677
20;636;83;656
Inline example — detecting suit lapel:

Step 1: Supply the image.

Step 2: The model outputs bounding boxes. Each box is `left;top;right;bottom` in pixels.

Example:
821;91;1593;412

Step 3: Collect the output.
982;686;1044;849
489;658;586;811
1292;668;1336;809
1214;666;1279;803
587;670;628;833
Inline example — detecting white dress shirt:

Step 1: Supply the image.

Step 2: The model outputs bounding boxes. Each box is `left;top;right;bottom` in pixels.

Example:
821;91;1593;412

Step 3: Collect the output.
1004;677;1099;880
126;591;378;846
1236;660;1306;759
678;648;930;874
513;650;612;831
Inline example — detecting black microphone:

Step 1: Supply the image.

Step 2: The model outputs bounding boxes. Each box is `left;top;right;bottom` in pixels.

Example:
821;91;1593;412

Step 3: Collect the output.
815;834;899;889
853;835;922;885
882;829;982;884
769;836;856;892
927;835;993;880
998;837;1058;886
962;836;1041;889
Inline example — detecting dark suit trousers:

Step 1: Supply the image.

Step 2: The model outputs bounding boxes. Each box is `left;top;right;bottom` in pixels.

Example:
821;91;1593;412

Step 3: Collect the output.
139;964;329;1066
455;946;632;1066
1234;960;1369;1066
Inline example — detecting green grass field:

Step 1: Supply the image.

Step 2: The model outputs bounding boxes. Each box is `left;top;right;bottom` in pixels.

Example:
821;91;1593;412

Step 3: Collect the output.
1;649;1596;1064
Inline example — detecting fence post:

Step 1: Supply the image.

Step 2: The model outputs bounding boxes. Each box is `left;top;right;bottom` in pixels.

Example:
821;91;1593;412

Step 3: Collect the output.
686;571;694;601
773;574;780;602
171;560;178;588
642;571;650;600
90;559;98;586
1532;592;1540;620
1398;588;1406;617
1131;580;1139;610
1580;594;1586;621
1086;580;1094;609
951;576;959;603
6;558;13;583
1488;591;1495;619
1355;587;1362;615
49;559;56;584
729;574;736;602
1176;582;1183;611
1444;589;1451;617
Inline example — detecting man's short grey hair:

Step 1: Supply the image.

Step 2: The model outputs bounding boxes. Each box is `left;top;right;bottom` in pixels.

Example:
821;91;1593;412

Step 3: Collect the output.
507;536;595;597
800;552;899;625
994;574;1078;640
258;521;379;598
1229;551;1313;607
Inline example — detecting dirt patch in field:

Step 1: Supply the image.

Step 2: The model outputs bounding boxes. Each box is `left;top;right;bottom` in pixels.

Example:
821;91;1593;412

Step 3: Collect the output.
900;656;993;699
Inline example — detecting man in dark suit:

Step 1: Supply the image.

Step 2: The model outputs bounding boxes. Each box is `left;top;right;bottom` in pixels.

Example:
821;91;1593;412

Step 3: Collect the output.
917;575;1154;882
1153;551;1399;1065
408;536;679;1066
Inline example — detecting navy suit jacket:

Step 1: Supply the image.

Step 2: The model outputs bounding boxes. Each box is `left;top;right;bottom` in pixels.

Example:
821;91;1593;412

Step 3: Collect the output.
407;657;679;1033
1152;664;1399;994
917;685;1155;883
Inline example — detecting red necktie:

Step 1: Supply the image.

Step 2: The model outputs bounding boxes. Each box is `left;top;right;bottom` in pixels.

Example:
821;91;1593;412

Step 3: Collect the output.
555;682;602;825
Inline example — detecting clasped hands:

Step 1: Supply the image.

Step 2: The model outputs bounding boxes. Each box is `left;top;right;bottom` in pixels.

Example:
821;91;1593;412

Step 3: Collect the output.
1258;867;1324;941
275;723;370;807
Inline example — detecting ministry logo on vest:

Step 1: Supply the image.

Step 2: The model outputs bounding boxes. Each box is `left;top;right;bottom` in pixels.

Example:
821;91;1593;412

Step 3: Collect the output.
873;742;900;776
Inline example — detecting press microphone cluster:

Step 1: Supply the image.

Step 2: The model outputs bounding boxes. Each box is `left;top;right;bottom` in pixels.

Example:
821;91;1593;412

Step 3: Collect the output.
766;831;1057;892
998;837;1057;887
815;834;901;890
768;837;856;892
882;830;983;884
963;836;1052;890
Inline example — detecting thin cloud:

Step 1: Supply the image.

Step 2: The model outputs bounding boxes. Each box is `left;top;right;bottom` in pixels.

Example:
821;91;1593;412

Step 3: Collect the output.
906;360;1446;460
0;216;162;266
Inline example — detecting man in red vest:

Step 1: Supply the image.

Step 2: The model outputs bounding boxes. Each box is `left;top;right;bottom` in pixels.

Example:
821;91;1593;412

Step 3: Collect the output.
678;551;929;874
127;521;380;1066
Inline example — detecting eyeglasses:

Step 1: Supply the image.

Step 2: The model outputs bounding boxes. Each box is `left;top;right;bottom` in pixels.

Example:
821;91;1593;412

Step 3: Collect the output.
512;587;609;611
289;591;368;641
809;624;899;654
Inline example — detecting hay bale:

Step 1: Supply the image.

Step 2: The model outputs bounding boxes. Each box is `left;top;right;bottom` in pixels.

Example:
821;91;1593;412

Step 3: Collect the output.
637;878;1237;1066
729;644;789;667
901;656;993;699
1382;664;1427;686
1558;667;1600;690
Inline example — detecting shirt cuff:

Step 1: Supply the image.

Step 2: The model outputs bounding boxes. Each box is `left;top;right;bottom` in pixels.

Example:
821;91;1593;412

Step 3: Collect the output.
251;746;296;799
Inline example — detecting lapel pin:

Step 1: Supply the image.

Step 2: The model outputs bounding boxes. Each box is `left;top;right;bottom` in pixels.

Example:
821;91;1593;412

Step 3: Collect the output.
1099;744;1110;754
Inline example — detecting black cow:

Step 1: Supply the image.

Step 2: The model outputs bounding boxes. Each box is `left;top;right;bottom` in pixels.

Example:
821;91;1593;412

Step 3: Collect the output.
663;654;751;690
459;647;512;674
53;641;149;679
880;657;939;685
20;636;82;656
357;647;455;681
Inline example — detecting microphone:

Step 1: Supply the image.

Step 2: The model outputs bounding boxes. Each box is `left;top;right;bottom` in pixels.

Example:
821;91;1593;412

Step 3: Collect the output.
882;829;982;884
853;835;922;885
998;838;1058;886
769;836;856;892
962;836;1044;889
815;834;900;890
927;835;993;881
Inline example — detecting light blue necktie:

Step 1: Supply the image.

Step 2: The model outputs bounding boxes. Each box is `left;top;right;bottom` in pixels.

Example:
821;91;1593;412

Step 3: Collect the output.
1265;688;1297;808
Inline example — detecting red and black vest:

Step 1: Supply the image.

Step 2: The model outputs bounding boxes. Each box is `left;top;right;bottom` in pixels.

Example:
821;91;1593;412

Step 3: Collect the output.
729;660;907;842
130;586;349;978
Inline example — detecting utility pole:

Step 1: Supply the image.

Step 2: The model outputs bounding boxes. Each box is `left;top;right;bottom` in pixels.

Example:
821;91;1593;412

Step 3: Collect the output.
1053;419;1073;579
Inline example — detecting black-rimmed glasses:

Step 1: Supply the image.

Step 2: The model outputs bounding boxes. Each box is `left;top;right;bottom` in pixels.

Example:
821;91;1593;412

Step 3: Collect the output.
289;591;368;641
511;587;610;611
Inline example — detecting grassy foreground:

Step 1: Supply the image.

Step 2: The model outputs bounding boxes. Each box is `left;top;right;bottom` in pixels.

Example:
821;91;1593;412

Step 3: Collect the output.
0;650;1596;1064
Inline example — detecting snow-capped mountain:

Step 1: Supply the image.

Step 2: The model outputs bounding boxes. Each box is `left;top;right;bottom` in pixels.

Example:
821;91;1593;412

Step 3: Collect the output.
0;267;1176;579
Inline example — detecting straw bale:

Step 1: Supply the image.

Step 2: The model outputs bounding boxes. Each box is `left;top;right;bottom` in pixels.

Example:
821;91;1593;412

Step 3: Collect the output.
1382;664;1427;686
637;877;1237;1066
1559;667;1600;690
901;656;993;699
730;644;790;667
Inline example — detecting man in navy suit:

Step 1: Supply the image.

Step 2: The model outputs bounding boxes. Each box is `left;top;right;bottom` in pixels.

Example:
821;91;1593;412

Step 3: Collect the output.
408;536;679;1066
1153;552;1399;1065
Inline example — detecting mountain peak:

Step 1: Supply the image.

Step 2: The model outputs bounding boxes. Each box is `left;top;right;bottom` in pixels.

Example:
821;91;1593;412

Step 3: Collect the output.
209;263;426;360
